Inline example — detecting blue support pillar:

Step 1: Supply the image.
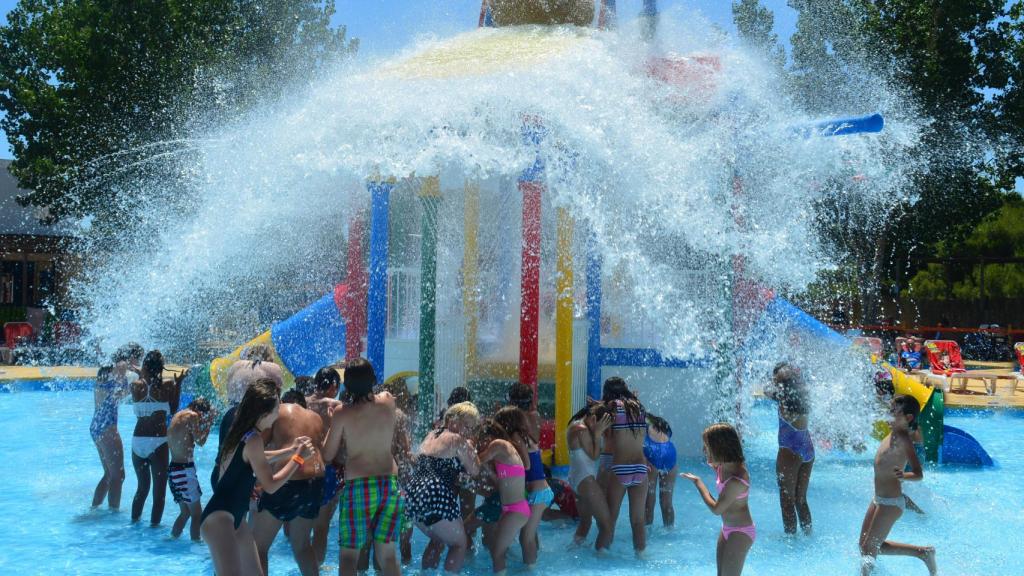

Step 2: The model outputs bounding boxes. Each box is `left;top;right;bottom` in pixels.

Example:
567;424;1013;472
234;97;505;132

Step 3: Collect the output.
585;232;603;401
367;179;394;379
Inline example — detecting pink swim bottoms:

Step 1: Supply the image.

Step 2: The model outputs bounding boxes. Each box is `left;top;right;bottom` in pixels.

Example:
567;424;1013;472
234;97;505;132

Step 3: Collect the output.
501;500;531;517
721;523;756;543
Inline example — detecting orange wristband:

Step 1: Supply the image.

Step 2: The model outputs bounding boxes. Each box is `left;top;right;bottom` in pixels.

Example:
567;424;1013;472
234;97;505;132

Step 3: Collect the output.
291;454;305;466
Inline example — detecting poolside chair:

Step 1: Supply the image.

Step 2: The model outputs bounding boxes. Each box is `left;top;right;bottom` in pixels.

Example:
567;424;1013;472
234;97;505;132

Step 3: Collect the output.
924;339;1017;395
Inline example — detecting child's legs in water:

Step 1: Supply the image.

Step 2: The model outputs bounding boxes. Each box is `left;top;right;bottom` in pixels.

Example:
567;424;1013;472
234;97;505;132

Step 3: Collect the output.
187;501;202;541
490;511;528;574
859;501;935;576
130;453;151;522
658;468;678;527
626;480;649;553
519;502;546;566
148;444;170;526
794;459;813;533
775;447;803;534
577;476;613;550
313;496;337;564
717;529;753;576
604;475;627;543
172;501;190;537
644;472;658;526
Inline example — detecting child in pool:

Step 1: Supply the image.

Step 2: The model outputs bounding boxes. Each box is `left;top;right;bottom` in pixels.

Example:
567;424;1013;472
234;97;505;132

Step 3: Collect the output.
858;395;937;576
476;410;532;575
643;413;678;528
168;396;215;540
681;423;754;576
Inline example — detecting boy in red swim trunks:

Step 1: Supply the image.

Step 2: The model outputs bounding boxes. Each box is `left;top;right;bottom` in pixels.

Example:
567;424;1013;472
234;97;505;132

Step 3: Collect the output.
322;358;404;576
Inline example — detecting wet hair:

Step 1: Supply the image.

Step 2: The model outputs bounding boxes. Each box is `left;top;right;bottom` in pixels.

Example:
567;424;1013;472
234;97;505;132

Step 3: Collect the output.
493;405;533;444
448;386;472;406
601;376;644;434
507;383;534;411
242;343;273;363
381;377;414;413
772;363;809;415
188;397;212;413
219;378;280;465
314;366;342;395
892;395;920;430
282;388;308;407
96;365;114;382
293;376;314;396
647;413;672;436
477;418;511;446
438;401;480;435
142;350;165;382
112;343;143;363
570;402;609;424
702;423;745;464
343;358;376;403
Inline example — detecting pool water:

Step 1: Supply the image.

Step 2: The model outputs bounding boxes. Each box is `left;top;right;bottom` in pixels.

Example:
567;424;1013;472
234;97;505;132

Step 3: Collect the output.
2;389;1021;575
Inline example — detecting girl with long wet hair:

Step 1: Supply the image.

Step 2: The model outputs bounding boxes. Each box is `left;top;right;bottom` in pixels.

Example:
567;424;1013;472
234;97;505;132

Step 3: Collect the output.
200;378;314;575
601;376;649;556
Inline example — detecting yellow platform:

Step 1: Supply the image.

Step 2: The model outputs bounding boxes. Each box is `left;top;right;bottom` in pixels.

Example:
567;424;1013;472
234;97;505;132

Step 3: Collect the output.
0;365;191;382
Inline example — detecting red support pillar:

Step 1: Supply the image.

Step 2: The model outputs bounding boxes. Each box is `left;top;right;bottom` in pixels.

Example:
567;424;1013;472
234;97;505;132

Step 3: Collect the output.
344;213;368;360
519;180;543;392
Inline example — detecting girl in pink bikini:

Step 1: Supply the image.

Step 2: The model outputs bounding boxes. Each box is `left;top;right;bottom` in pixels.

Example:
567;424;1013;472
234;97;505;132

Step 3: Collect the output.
682;423;755;576
477;409;532;575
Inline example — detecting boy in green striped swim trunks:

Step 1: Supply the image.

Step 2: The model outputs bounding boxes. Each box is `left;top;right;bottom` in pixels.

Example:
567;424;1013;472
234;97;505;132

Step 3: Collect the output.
322;358;405;576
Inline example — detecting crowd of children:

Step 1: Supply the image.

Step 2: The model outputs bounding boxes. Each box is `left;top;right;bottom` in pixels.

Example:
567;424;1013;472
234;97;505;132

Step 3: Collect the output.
89;347;936;576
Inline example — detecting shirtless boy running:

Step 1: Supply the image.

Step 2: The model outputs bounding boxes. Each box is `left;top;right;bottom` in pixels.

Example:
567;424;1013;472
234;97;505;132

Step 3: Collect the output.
858;395;937;576
168;397;215;540
322;358;404;576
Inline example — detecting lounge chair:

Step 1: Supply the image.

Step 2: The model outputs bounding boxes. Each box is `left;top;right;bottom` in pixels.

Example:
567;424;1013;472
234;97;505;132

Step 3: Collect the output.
924;339;1017;395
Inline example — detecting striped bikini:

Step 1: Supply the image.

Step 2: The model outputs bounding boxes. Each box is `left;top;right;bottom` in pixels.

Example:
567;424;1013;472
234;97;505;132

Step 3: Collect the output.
609;400;649;487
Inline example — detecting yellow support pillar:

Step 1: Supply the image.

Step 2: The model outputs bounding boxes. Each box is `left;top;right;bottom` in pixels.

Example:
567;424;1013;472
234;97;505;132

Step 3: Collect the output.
554;207;574;468
463;180;481;377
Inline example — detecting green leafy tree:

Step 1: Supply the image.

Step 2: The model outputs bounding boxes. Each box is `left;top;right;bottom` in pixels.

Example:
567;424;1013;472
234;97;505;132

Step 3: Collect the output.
785;1;1018;322
731;0;786;69
907;194;1024;300
0;0;357;223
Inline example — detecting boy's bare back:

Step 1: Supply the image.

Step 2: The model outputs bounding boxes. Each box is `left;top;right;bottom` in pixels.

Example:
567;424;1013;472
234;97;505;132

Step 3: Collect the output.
334;392;398;480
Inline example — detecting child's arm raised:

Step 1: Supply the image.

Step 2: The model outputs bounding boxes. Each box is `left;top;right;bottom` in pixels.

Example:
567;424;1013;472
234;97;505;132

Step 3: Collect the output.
681;472;743;516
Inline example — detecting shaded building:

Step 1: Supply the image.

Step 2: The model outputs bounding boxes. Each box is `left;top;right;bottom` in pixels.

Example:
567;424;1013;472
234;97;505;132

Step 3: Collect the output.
0;159;78;332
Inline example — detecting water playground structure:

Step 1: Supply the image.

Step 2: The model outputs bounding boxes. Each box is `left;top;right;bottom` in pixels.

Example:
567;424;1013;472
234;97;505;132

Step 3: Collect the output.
174;0;995;472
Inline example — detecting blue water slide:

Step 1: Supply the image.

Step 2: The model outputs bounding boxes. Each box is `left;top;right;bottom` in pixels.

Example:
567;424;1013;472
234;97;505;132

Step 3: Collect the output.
744;297;849;351
940;425;995;467
271;292;347;377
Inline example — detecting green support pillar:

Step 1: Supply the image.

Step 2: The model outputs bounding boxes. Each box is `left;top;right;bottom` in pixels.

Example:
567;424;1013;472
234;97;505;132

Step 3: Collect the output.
418;176;441;438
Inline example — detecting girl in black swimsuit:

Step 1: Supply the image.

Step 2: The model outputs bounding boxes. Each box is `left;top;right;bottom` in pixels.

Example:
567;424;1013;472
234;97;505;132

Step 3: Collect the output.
200;379;314;576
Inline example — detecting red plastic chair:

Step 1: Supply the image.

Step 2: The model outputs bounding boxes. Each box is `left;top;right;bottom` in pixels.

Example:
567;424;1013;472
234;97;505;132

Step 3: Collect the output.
3;322;33;347
539;419;555;452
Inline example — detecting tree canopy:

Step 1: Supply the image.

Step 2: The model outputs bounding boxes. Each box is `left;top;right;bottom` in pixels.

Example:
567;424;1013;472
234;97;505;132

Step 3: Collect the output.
734;0;1024;319
0;0;357;223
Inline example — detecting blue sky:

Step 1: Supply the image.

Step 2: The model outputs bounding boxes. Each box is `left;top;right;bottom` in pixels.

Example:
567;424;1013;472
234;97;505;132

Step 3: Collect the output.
0;0;798;158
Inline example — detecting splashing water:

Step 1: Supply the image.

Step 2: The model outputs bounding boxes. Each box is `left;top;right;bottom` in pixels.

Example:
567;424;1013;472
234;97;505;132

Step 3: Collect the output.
72;12;925;442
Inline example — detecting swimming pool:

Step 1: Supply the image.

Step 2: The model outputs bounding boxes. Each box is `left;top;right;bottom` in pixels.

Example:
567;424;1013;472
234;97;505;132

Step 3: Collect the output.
2;387;1020;575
